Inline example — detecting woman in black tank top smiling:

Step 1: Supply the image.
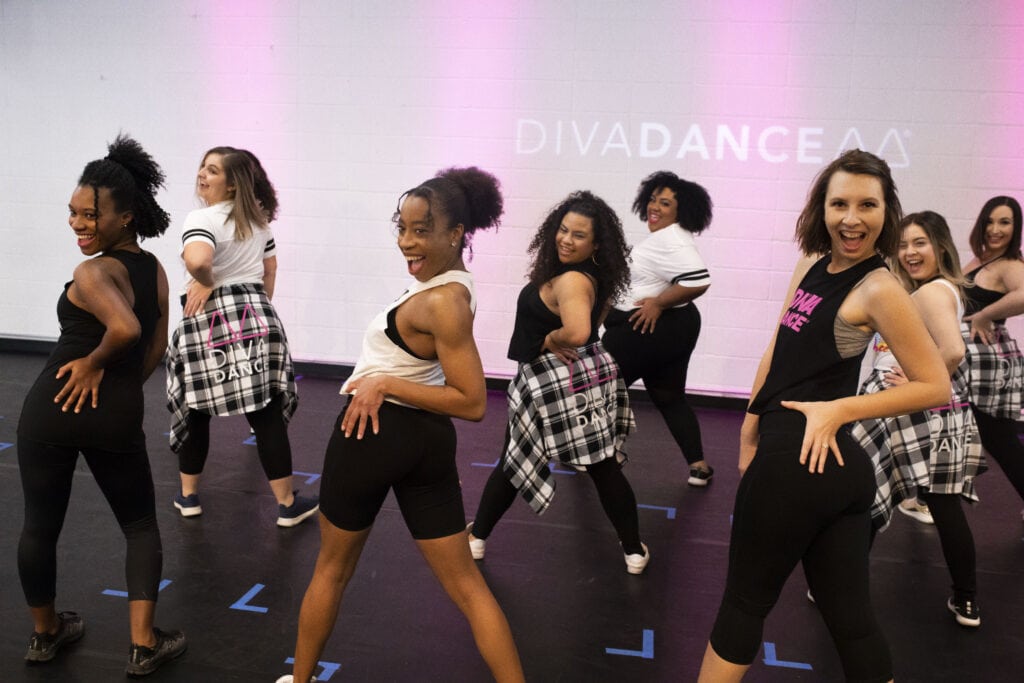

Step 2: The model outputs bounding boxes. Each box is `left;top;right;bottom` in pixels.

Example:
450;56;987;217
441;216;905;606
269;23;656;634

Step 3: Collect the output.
467;191;646;574
16;135;186;675
698;150;949;683
960;196;1024;517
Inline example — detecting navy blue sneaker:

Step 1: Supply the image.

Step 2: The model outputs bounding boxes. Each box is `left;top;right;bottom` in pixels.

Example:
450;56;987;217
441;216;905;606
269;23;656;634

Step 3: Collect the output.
173;492;202;517
277;493;319;528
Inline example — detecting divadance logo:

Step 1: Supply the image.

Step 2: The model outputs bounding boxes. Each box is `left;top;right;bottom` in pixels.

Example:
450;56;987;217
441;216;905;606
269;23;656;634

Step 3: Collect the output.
515;119;910;167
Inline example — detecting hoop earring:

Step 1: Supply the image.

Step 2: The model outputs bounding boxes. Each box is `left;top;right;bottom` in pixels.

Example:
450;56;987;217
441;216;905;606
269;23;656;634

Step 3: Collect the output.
591;253;599;265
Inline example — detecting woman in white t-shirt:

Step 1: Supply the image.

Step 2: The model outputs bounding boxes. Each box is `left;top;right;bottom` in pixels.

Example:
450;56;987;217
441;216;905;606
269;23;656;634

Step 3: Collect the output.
602;171;714;486
166;147;318;528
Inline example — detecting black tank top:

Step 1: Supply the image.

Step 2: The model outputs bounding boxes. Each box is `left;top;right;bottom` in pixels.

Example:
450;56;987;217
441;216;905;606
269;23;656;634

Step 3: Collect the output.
964;260;1008;323
749;254;885;415
18;249;160;451
507;260;602;362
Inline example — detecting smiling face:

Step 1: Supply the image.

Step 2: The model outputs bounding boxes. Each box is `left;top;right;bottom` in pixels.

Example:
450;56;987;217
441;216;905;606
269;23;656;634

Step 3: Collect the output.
646;187;678;232
68;185;134;256
555;211;596;264
898;223;940;283
823;171;885;268
984;204;1015;257
196;152;233;205
395;195;463;281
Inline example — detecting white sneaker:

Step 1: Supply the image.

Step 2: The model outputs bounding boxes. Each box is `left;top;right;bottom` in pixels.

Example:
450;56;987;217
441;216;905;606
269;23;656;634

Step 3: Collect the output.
466;523;486;560
624;543;650;575
897;499;934;525
275;676;318;682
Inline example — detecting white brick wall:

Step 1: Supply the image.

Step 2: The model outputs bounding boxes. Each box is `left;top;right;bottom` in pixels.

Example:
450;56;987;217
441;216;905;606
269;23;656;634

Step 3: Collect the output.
2;1;1022;398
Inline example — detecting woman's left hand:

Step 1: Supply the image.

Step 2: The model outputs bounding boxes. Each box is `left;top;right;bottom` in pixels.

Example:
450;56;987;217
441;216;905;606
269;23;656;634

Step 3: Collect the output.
628;298;664;334
53;357;105;413
779;399;846;473
964;311;996;345
184;282;215;317
542;333;579;364
341;375;388;439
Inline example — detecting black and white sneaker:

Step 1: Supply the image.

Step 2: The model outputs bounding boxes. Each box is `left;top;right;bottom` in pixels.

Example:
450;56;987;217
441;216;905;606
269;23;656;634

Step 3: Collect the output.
126;628;187;676
25;611;84;663
947;596;981;627
687;465;714;487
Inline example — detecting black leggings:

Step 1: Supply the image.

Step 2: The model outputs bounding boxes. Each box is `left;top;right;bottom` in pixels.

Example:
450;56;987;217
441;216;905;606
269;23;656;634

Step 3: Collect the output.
971;407;1024;504
710;413;891;683
18;438;162;606
916;491;977;601
177;393;293;480
601;305;704;464
472;427;642;554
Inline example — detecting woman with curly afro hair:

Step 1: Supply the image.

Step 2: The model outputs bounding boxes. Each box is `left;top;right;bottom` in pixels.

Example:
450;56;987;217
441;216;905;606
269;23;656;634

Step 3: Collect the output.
468;191;650;574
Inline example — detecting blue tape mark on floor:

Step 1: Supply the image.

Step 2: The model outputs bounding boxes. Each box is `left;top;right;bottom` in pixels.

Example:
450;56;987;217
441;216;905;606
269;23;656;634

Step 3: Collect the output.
471;458;500;468
548;462;579;476
285;657;341;681
243;435;257;445
637;503;677;520
231;583;269;613
0;442;13;452
605;628;654;659
763;642;812;670
284;659;339;679
295;375;304;381
103;578;171;598
293;470;321;484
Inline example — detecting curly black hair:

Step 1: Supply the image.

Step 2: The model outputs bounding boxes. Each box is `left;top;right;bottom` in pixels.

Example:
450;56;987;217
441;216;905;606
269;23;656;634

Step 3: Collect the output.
78;133;170;240
527;191;631;307
392;166;503;256
632;171;713;234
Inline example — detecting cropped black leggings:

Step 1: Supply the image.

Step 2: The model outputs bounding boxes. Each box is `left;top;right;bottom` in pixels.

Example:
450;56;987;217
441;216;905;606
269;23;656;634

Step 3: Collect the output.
971;407;1024;504
601;304;704;464
916;491;976;601
471;427;642;554
177;393;293;480
18;438;162;606
710;413;892;683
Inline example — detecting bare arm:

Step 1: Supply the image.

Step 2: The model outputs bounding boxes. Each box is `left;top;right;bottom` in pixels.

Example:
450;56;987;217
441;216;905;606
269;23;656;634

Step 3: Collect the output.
781;270;950;472
913;281;965;375
630;283;710;334
965;259;1024;343
141;259;170;381
56;259;142;412
542;271;597;363
183;241;215;316
262;255;277;300
340;283;486;438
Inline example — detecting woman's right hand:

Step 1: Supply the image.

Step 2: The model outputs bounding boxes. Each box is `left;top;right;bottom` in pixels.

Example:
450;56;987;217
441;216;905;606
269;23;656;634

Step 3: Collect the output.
183;281;214;317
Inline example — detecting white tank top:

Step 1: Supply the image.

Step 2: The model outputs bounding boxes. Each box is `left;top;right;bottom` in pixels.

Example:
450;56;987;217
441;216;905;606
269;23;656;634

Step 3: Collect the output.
342;270;476;406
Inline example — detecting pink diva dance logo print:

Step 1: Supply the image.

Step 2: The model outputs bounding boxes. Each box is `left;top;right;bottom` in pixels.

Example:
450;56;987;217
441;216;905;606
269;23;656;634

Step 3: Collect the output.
205;304;270;383
781;288;823;333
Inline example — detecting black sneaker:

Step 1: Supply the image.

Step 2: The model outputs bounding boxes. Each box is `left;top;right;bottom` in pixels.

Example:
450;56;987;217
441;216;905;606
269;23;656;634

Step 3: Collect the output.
25;611;84;663
947;596;981;627
126;628;187;677
687;465;714;487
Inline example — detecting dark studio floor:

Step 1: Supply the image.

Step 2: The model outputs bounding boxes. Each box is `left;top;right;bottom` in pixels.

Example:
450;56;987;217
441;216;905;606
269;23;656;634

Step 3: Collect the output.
1;350;1022;682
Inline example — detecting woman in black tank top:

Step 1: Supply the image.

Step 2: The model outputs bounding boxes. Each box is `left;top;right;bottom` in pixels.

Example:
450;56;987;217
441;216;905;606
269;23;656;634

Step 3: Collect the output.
699;151;950;682
16;136;186;674
960;196;1024;517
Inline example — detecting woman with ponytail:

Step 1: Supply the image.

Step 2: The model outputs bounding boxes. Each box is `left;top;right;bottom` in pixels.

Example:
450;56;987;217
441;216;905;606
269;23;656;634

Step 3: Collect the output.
17;134;186;675
282;168;524;683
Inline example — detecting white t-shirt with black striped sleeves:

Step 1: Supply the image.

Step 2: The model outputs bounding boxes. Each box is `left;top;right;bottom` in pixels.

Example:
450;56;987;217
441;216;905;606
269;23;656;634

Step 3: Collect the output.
613;223;711;311
179;200;276;293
